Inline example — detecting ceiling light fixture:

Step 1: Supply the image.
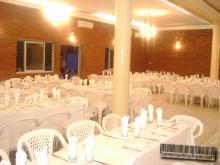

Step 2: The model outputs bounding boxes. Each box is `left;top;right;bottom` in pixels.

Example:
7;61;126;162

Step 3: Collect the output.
69;32;76;43
43;2;74;26
175;41;182;49
133;9;169;17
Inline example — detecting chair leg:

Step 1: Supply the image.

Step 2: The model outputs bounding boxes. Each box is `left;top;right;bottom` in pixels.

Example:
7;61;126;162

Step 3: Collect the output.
190;95;193;105
185;95;188;106
208;98;211;109
170;93;173;104
201;97;203;108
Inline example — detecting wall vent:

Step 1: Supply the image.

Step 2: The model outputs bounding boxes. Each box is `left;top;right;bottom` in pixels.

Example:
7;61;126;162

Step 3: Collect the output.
77;20;94;29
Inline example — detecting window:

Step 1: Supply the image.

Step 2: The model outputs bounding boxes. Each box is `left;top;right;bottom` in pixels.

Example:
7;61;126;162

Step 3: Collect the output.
16;41;54;72
104;48;114;69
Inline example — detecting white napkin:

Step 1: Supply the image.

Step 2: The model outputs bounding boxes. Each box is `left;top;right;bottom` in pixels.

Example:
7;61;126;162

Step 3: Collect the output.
16;149;27;165
52;87;57;98
40;90;44;102
86;134;94;162
79;79;83;85
56;88;61;100
34;147;48;165
134;116;141;138
140;108;148;130
121;115;129;137
84;79;87;86
33;93;38;104
68;137;78;160
5;94;10;107
148;104;154;123
0;160;10;165
65;74;68;80
156;107;163;127
14;92;20;104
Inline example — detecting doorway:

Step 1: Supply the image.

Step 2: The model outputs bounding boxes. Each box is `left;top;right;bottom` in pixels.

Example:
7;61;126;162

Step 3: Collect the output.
60;45;81;79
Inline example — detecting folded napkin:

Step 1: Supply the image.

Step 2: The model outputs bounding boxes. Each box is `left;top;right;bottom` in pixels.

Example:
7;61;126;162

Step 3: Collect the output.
33;93;38;104
121;115;129;137
156;107;163;127
140;108;147;130
14;92;20;104
34;147;48;165
79;79;83;85
134;116;141;138
148;104;154;123
0;160;10;165
40;90;44;102
52;87;57;99
84;79;87;86
56;88;61;100
68;137;78;160
5;93;10;107
16;149;27;165
86;134;95;162
65;74;68;80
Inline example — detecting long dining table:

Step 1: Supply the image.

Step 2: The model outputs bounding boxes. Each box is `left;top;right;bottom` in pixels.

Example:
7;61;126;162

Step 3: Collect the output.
28;121;195;165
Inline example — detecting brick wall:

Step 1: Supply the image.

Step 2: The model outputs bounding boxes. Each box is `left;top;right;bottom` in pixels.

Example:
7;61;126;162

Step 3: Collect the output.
0;2;213;80
0;2;146;80
146;29;212;76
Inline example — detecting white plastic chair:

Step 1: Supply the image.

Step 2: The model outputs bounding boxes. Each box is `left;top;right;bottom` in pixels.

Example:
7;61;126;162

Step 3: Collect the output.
37;112;71;133
9;78;24;89
60;82;75;89
189;84;206;108
59;87;79;98
0;148;11;164
162;81;176;104
169;115;204;138
132;87;152;96
66;120;104;141
0;119;37;154
206;86;220;111
102;113;121;132
174;83;191;106
70;76;80;85
17;129;67;161
68;96;88;109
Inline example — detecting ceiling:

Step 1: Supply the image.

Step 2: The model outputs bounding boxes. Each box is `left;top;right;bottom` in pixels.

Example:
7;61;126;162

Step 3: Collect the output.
1;0;218;30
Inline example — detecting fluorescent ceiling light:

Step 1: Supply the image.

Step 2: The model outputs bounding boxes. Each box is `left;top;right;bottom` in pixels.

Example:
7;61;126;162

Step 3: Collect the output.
133;9;169;16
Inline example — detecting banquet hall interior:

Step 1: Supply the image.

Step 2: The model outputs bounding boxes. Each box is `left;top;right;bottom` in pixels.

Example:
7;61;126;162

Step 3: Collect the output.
0;0;220;164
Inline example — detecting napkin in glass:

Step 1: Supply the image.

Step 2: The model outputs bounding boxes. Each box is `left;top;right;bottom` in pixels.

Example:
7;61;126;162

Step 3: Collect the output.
68;137;79;160
140;108;147;130
86;134;94;162
14;92;20;105
156;107;163;127
148;104;154;123
5;94;10;107
121;115;129;137
34;147;48;165
134;116;141;138
16;149;27;165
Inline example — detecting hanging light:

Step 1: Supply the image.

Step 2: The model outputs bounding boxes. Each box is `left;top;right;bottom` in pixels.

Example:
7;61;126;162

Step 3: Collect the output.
69;32;76;43
139;12;157;40
140;24;157;40
43;2;74;26
175;41;182;49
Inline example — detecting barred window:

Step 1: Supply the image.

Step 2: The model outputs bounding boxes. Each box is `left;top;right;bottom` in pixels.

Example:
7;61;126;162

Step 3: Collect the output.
16;41;54;72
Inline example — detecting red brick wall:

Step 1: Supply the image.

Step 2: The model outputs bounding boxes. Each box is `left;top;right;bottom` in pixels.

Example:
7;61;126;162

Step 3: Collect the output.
0;2;146;80
0;2;213;80
146;29;212;76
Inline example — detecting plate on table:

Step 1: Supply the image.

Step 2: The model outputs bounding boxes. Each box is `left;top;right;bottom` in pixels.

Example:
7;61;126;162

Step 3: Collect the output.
52;149;76;162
